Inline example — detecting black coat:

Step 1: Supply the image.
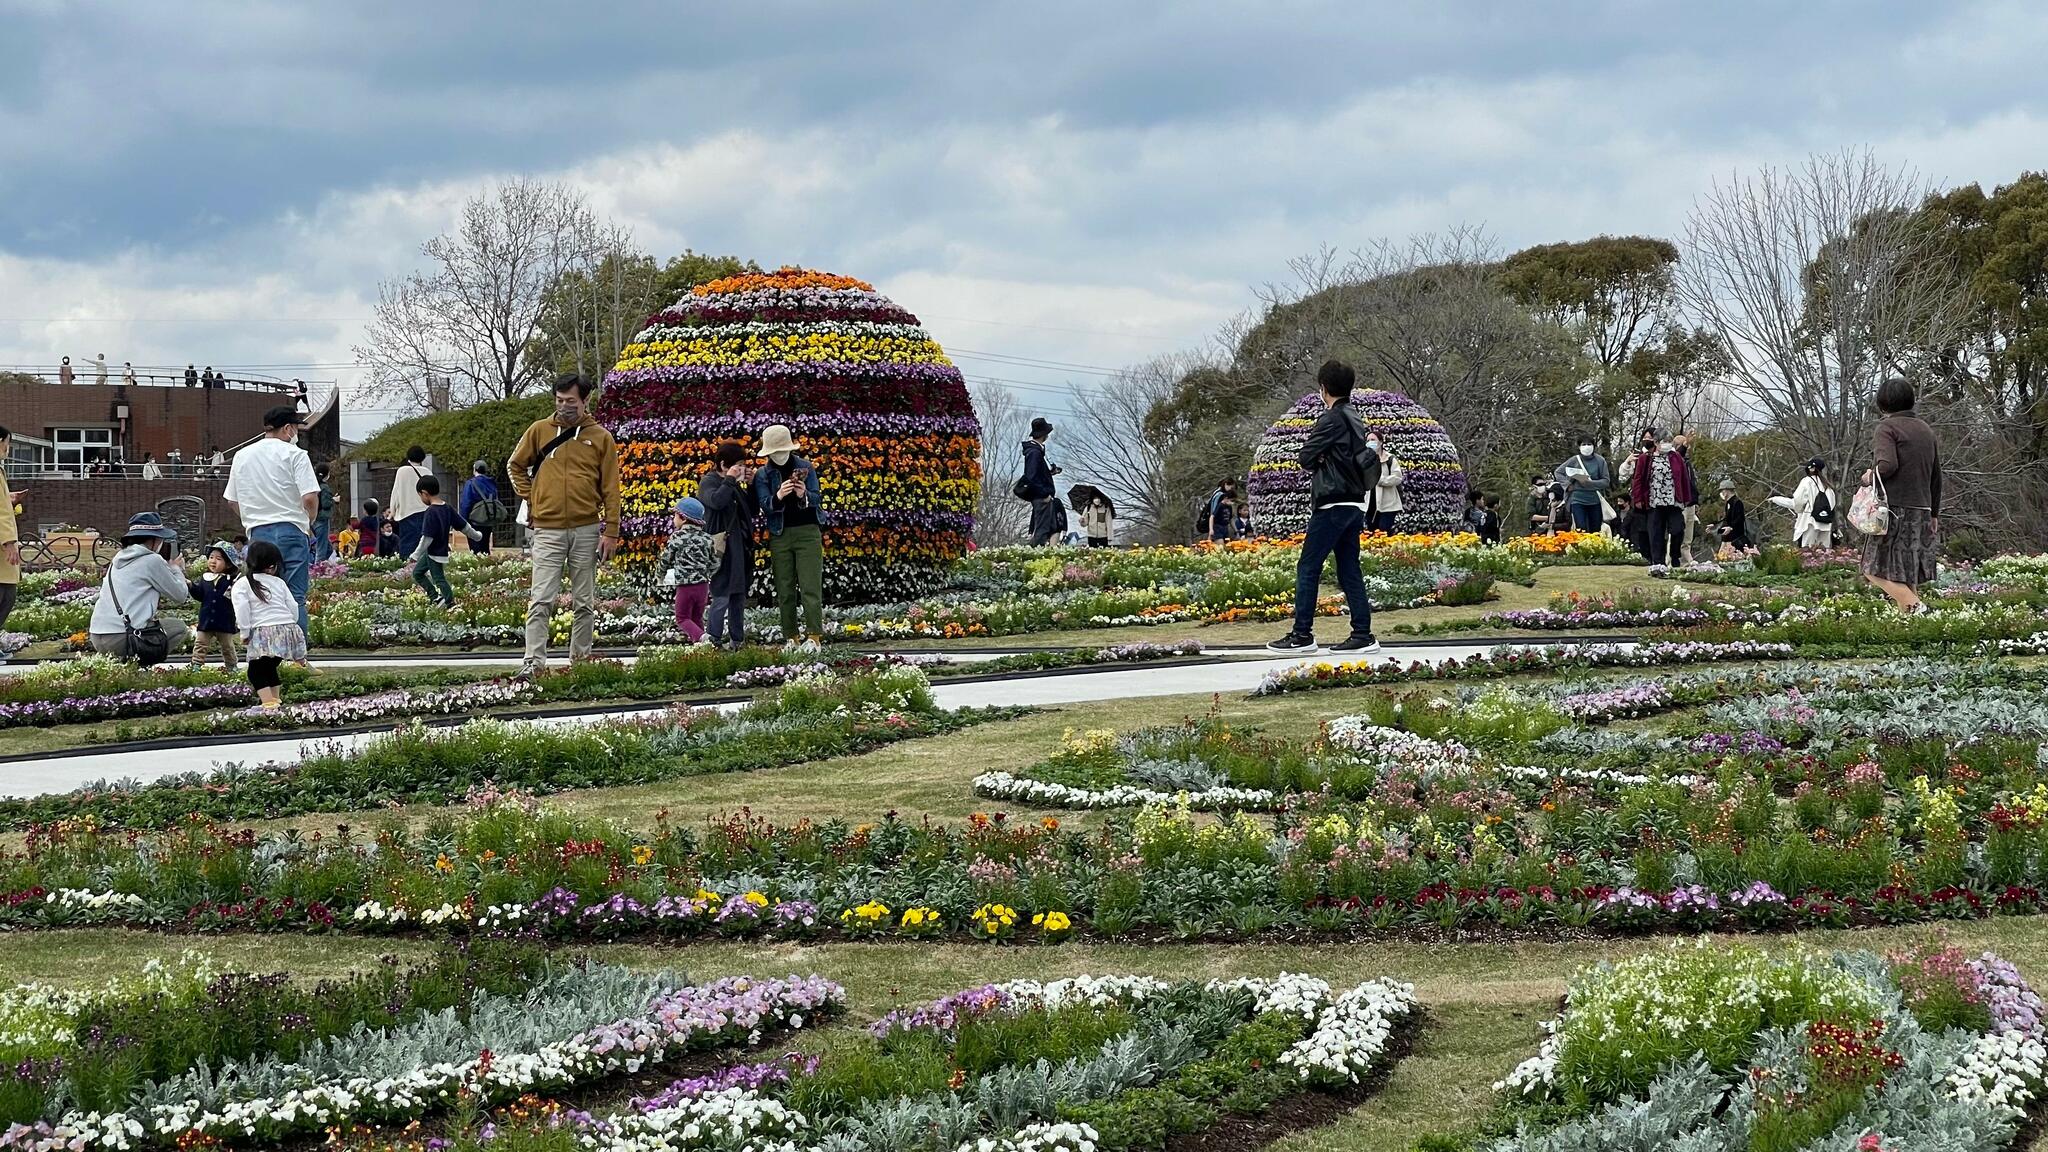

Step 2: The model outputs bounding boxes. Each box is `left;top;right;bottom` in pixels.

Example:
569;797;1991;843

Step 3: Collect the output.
697;469;757;598
1020;439;1056;500
1298;400;1380;509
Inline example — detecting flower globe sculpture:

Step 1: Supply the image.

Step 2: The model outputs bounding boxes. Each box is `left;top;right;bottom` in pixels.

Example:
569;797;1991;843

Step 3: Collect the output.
1247;390;1466;536
598;268;981;603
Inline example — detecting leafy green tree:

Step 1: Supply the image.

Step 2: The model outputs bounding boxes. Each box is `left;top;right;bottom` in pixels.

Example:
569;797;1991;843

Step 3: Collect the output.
1499;235;1681;444
348;394;554;490
1921;173;2048;461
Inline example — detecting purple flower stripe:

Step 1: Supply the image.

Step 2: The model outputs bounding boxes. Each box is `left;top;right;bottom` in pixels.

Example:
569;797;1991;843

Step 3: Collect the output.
0;682;255;728
604;361;967;388
610;412;983;441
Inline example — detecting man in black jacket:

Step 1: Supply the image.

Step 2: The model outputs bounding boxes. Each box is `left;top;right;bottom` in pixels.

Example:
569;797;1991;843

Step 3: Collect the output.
1021;417;1063;545
1268;360;1382;654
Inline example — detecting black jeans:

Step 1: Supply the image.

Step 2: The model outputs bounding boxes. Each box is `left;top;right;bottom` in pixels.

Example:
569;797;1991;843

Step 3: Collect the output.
1291;504;1374;640
705;592;747;645
1648;505;1686;567
0;582;15;633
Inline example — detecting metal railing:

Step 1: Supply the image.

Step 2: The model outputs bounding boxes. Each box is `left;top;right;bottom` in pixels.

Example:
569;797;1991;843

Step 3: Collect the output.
5;364;312;396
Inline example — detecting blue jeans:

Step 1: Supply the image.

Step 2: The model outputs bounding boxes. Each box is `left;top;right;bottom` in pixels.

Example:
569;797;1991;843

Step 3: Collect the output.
249;522;311;636
396;512;426;561
311;517;332;562
1569;502;1601;532
1291;504;1373;640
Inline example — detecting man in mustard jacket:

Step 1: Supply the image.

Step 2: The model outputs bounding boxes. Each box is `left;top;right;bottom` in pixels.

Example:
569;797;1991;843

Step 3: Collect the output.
508;373;622;675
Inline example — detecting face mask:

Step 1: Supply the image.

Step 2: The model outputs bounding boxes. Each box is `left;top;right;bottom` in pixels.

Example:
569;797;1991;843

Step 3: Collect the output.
1579;445;1594;458
769;451;792;466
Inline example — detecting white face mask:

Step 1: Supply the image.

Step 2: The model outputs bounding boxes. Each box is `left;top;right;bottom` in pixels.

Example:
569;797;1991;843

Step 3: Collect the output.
1579;445;1594;458
769;450;792;466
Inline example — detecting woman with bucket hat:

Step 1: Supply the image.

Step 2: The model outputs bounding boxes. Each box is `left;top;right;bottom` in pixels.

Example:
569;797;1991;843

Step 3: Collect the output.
88;512;194;664
752;424;825;642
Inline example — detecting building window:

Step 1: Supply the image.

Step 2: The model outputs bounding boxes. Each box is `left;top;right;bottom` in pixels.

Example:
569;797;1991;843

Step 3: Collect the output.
53;427;116;471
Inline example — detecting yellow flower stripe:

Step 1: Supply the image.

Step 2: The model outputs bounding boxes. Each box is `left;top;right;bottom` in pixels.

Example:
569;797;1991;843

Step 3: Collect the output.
613;333;951;371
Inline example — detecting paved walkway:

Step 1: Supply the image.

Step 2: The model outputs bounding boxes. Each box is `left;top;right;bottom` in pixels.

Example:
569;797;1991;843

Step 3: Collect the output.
0;641;1602;800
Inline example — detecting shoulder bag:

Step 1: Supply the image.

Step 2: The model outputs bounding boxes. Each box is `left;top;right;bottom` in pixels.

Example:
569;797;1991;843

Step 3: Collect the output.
106;572;171;667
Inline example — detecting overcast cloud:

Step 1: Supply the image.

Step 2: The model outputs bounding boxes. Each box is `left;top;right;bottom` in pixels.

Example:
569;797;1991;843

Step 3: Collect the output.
1;0;2043;438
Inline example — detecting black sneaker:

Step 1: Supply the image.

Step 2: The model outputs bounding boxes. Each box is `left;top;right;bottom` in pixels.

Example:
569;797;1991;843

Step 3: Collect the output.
1265;634;1320;653
1330;634;1381;653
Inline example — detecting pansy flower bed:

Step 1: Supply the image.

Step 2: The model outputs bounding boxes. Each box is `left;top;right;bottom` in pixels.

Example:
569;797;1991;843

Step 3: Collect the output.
0;944;841;1152
345;972;1415;1152
1487;940;2048;1150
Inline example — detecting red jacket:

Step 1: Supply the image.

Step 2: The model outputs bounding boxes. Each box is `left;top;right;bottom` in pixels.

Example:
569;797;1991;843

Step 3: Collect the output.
1629;448;1696;509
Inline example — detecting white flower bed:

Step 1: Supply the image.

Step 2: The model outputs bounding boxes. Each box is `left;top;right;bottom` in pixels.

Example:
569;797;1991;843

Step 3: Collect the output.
970;770;1278;811
1322;720;1479;784
993;972;1418;1086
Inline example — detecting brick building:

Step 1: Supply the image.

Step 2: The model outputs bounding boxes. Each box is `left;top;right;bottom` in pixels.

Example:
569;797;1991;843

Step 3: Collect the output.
2;374;342;542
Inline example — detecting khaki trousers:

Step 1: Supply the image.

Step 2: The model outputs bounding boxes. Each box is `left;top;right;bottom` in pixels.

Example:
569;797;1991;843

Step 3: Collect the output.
525;523;600;668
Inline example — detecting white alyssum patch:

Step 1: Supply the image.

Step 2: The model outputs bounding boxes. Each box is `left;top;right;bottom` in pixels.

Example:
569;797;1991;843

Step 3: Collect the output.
970;770;1278;811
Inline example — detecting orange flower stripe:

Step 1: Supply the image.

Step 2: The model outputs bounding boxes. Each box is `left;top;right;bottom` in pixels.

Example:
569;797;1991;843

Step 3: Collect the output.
693;267;876;296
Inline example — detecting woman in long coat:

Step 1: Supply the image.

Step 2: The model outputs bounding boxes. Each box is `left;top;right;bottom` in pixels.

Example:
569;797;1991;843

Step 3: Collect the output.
696;441;758;649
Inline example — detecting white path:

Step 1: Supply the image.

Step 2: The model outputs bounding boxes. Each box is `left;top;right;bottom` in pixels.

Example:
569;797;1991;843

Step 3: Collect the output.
0;642;1608;800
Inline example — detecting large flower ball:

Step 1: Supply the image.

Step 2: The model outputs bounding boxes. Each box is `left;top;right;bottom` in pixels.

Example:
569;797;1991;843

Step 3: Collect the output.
598;268;981;603
1248;390;1466;536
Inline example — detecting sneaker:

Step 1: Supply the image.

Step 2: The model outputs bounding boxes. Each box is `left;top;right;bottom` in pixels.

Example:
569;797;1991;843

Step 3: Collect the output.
1330;634;1381;653
515;662;544;681
1265;634;1320;653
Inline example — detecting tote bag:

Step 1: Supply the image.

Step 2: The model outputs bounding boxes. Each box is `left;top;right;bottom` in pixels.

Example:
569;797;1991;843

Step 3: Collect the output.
1848;472;1890;537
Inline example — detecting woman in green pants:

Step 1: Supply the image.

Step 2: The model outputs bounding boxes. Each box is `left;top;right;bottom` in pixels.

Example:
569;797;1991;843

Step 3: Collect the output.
751;424;824;642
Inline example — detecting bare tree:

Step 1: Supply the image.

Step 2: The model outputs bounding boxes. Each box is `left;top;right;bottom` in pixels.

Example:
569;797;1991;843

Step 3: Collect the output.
970;380;1031;546
1677;150;1970;482
1060;356;1193;543
355;179;606;410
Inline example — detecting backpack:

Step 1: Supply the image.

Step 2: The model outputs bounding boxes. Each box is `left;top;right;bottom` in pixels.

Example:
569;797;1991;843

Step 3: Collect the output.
467;479;512;528
1809;486;1834;525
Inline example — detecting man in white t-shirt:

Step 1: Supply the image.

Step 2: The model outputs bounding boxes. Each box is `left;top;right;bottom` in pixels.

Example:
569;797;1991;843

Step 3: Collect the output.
224;406;321;636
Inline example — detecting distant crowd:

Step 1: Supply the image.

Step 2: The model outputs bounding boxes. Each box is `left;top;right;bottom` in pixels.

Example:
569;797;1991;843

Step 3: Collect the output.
49;354;309;399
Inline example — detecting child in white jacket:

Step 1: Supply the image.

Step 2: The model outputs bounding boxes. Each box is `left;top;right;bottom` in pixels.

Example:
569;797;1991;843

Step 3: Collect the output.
232;540;307;707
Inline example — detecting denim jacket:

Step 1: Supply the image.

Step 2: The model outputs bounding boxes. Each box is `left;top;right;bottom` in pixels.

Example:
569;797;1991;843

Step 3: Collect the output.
752;456;824;536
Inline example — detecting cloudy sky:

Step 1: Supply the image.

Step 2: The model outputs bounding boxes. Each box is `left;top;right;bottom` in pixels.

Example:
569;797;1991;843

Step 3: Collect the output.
1;0;2043;440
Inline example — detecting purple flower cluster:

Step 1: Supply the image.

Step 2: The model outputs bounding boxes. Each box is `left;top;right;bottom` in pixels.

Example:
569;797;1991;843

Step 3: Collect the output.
1092;640;1204;662
1970;952;2046;1036
630;1055;820;1113
0;632;30;656
1687;730;1788;757
1554;682;1674;721
0;682;255;729
868;983;1012;1040
579;974;844;1065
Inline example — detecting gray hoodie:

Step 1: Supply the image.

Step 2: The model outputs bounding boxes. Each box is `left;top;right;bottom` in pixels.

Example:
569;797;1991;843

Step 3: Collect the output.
89;544;192;635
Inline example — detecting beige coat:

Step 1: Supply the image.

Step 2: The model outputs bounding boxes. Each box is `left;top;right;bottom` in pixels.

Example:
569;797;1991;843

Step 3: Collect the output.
0;475;21;585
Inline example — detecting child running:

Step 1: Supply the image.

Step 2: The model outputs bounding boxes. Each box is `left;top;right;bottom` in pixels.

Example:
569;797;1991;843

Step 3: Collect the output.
659;496;718;643
406;474;482;609
187;541;242;673
233;540;306;708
